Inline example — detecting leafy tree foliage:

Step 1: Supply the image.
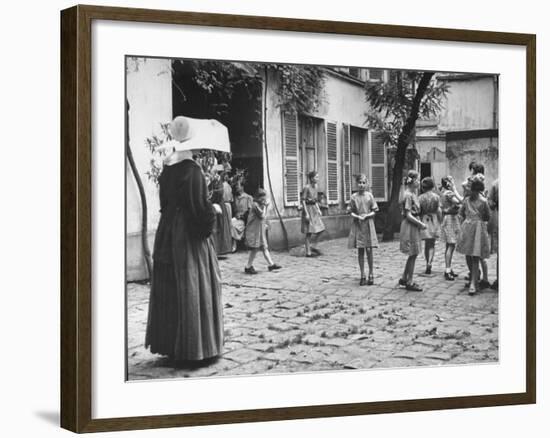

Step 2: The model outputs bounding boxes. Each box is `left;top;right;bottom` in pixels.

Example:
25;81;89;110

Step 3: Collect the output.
364;71;449;240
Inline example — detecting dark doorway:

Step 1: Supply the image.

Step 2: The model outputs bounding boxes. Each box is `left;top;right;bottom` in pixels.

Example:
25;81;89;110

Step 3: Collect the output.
420;162;432;181
171;60;263;196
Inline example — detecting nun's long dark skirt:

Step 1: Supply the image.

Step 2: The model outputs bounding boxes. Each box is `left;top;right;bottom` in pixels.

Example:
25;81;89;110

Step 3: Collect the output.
145;231;224;361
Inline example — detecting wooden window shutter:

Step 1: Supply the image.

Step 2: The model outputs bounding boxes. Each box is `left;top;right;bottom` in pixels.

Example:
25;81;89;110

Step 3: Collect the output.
342;123;351;203
326;121;339;204
282;112;299;206
370;131;387;201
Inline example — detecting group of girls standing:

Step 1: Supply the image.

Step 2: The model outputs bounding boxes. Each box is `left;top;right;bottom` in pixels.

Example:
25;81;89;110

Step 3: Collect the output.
398;164;498;295
299;163;498;295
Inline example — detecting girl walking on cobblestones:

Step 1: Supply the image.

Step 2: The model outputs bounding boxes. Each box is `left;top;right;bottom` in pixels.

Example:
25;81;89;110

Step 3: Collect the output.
399;170;427;291
457;175;491;295
419;177;442;275
440;176;463;280
301;171;326;257
348;174;379;286
244;188;282;274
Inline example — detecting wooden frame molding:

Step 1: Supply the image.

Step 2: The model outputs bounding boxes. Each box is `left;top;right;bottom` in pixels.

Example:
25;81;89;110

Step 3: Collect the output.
60;4;536;433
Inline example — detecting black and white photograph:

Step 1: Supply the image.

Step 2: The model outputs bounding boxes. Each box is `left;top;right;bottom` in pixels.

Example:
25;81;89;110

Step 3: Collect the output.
126;56;499;381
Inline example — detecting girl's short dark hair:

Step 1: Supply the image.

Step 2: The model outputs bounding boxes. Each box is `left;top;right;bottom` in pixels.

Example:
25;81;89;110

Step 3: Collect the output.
254;188;267;200
472;162;485;175
403;170;419;186
307;170;318;181
470;177;485;194
421;177;435;191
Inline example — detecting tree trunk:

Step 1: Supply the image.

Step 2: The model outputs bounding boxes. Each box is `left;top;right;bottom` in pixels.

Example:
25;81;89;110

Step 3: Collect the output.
126;100;153;279
382;72;434;241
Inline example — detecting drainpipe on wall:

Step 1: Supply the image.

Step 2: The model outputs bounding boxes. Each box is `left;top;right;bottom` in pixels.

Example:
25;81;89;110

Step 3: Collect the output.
262;66;290;251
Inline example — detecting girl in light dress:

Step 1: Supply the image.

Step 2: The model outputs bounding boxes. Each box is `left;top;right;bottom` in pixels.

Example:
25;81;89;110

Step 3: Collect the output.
418;177;442;275
398;170;427;291
440;176;463;281
457;175;491;295
462;161;491;289
244;188;282;274
230;181;253;252
301;171;326;257
347;174;379;286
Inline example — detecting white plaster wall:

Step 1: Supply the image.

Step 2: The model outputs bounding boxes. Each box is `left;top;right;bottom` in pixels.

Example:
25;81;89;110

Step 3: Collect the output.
439;76;497;131
126;57;173;234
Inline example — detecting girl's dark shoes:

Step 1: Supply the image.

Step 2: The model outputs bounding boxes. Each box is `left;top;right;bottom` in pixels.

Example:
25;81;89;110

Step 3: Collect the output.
268;263;282;271
425;265;432;275
398;278;407;287
444;272;455;281
490;280;498;290
367;275;374;286
405;283;422;292
244;266;258;274
478;279;491;289
359;277;367;286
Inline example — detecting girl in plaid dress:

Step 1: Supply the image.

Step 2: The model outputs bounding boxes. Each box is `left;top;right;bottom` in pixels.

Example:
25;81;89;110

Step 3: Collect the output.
457;175;491;295
301;171;326;257
440;176;463;280
399;170;427;291
419;177;442;275
461;162;491;289
347;174;379;286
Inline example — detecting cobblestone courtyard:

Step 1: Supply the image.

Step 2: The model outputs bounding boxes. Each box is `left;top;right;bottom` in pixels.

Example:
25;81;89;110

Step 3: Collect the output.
127;238;498;380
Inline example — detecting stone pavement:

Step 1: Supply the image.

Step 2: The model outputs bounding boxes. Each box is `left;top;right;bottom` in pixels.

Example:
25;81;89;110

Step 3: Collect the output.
127;238;498;380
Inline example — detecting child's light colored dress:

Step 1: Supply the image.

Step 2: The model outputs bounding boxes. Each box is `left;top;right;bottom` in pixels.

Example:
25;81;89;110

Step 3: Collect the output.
347;191;379;248
301;184;326;234
440;189;462;244
231;192;253;241
456;196;491;259
400;191;422;256
419;190;441;240
245;202;268;249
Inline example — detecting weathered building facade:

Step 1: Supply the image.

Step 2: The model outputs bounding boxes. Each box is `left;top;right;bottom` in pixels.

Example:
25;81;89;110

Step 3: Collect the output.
126;60;389;279
416;73;499;189
126;60;498;280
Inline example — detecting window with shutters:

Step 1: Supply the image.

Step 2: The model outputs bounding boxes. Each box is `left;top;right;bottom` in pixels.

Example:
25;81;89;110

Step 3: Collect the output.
342;124;351;203
298;115;320;188
282;112;300;206
350;126;367;192
369;131;388;201
366;68;386;82
326;121;339;204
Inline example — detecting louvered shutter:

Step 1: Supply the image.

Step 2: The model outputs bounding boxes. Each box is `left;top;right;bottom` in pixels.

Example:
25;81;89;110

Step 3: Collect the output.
282;112;299;206
370;131;387;201
342;123;351;203
326;121;339;204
